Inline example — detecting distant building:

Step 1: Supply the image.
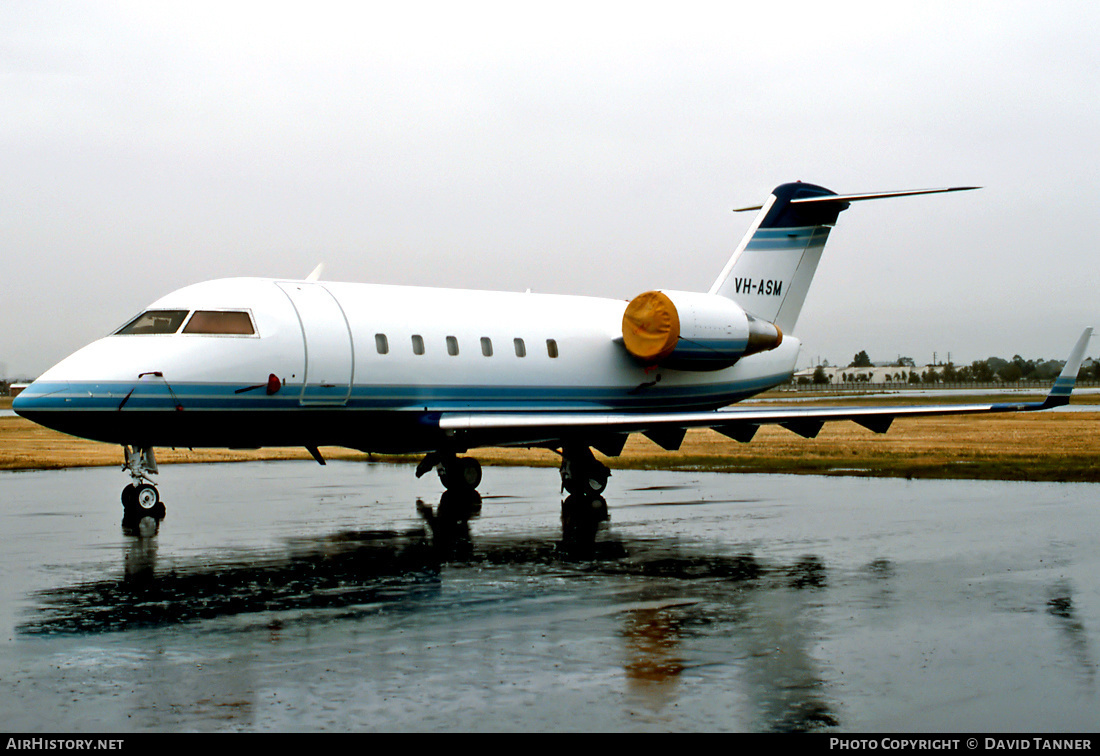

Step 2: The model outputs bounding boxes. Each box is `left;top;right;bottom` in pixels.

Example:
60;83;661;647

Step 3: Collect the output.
9;383;28;397
793;365;935;385
792;363;972;385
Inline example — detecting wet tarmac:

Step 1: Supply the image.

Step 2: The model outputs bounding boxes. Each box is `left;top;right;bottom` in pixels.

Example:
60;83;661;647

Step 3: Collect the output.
1;461;1098;732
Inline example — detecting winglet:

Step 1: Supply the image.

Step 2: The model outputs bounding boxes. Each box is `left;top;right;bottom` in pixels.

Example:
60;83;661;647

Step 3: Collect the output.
306;263;324;282
1040;327;1093;409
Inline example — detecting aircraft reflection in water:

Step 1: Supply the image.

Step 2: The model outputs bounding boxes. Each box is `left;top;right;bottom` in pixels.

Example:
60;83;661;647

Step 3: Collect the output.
22;493;839;732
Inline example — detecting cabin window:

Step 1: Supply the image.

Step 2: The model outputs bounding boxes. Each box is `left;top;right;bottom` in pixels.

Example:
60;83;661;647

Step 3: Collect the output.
546;339;559;358
411;335;425;355
375;333;389;355
446;336;459;356
115;310;190;335
182;310;255;335
480;337;493;357
514;338;526;358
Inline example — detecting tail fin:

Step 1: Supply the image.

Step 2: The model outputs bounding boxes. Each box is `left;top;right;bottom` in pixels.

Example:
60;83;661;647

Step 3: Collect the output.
709;182;978;333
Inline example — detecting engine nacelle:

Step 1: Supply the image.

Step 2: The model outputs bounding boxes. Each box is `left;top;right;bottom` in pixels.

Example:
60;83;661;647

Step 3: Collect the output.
621;290;782;371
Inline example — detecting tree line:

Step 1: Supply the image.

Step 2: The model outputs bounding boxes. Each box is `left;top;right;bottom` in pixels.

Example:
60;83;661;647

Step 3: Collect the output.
807;351;1100;385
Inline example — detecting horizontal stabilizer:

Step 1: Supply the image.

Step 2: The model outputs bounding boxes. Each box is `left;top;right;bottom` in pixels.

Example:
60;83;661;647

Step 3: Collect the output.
733;186;980;213
789;186;980;205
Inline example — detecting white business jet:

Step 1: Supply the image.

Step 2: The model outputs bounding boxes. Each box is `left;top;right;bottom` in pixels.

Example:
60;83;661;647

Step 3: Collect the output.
13;182;1092;517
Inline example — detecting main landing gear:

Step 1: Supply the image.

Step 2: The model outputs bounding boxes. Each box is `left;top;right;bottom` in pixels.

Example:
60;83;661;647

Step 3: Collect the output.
559;444;610;496
416;452;483;492
121;445;165;518
418;445;610;496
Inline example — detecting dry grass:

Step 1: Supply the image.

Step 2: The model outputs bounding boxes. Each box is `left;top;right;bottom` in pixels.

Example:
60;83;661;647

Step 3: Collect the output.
614;413;1100;481
3;405;1097;482
0;416;364;471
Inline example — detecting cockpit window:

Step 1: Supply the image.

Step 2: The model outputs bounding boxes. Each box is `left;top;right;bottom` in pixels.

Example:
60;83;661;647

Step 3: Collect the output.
182;310;255;335
115;310;190;335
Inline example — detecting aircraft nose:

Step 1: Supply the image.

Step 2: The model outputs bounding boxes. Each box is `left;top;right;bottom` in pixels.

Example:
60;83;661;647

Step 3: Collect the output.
11;379;53;417
10;375;133;444
10;377;81;424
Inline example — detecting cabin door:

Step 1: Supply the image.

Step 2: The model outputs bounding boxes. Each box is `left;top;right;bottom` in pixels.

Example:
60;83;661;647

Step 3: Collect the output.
276;282;354;406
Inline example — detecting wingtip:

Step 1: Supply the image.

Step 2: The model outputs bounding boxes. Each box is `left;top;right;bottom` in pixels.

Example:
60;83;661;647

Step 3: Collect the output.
1040;327;1095;408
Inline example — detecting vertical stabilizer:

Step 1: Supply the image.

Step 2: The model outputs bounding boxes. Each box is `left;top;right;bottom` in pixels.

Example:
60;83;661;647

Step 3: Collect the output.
709;182;846;334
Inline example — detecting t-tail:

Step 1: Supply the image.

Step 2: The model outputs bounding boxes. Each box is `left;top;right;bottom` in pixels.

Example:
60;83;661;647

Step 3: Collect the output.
709;182;979;333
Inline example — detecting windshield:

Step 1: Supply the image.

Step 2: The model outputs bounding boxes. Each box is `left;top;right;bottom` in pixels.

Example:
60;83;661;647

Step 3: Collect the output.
183;310;255;335
115;310;189;335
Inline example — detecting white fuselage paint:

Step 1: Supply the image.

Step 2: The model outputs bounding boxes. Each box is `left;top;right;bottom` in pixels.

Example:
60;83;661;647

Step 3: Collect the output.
21;277;801;451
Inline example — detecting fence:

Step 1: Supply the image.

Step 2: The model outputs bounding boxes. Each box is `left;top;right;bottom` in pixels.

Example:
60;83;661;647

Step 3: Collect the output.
777;380;1100;394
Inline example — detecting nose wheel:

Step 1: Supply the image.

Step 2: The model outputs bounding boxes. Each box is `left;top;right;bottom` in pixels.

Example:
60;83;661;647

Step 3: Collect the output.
121;445;165;518
122;482;162;511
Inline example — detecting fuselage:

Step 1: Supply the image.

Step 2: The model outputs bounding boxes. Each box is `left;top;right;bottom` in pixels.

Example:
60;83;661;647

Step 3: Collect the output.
13;277;801;453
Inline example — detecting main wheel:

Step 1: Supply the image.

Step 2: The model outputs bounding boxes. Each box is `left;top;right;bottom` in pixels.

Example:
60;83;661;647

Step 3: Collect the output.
563;470;608;496
561;452;609;496
582;471;608;495
438;457;482;491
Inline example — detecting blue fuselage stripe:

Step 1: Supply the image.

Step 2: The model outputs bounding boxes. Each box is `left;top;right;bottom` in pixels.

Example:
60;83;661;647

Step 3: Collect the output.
15;375;789;414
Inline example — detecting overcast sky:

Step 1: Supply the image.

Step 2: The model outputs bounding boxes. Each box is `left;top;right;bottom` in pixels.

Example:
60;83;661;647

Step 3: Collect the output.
2;1;1097;378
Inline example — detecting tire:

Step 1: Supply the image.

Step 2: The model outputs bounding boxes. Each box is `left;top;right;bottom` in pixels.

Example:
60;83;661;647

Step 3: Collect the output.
458;458;482;489
562;464;608;496
438;457;482;491
123;483;165;518
584;473;608;495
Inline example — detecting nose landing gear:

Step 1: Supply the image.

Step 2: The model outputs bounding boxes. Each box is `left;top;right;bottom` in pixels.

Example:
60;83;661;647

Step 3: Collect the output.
121;445;165;518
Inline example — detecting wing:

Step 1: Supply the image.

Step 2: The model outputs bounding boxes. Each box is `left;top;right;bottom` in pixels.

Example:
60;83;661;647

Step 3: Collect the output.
437;328;1093;453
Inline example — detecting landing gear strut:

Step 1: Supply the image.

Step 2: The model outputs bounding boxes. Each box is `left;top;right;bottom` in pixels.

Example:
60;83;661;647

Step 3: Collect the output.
560;444;610;496
416;452;482;492
121;445;165;517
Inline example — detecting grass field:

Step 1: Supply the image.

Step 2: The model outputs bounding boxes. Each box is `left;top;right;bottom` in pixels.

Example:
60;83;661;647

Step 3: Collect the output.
3;392;1097;482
